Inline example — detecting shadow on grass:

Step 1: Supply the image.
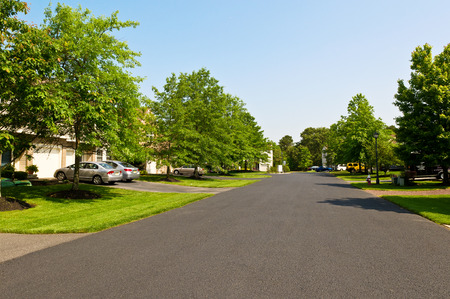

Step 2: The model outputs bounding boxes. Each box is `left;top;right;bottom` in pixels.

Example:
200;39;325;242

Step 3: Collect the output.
2;183;126;204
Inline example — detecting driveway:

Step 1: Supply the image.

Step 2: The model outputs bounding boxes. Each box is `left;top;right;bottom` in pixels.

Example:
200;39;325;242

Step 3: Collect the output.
1;173;449;298
108;179;235;194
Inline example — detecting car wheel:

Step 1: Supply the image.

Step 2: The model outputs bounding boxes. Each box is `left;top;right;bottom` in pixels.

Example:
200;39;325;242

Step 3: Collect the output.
92;175;103;185
56;171;66;181
174;170;180;175
438;172;444;180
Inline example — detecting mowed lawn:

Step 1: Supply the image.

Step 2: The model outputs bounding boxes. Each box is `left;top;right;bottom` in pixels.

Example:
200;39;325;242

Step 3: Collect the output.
383;195;450;225
138;174;260;187
0;184;212;234
332;172;450;226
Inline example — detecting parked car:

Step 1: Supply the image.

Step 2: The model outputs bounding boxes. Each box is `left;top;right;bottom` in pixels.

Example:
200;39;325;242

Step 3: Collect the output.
388;165;405;171
173;165;205;176
346;162;366;173
315;166;333;172
308;166;319;171
335;164;346;171
54;162;123;185
103;160;140;182
436;168;450;180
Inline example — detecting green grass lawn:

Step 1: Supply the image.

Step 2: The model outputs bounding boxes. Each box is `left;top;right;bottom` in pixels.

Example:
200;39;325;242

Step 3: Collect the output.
332;171;403;181
383;195;450;225
350;180;450;191
0;184;212;234
206;171;270;179
138;174;260;187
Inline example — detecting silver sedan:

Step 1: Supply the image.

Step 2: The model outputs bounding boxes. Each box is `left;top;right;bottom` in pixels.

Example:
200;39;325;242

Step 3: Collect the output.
54;162;123;185
173;165;205;176
103;160;140;182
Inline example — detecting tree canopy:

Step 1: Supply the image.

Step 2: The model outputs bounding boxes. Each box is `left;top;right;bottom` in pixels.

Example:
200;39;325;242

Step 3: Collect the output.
299;127;329;166
328;94;394;171
151;68;267;177
1;2;144;190
395;43;450;184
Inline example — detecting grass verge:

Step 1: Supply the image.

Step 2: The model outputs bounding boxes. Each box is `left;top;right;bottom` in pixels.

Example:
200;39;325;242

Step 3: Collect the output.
382;195;450;225
0;184;212;234
332;171;403;181
206;171;270;179
139;174;260;188
350;181;450;191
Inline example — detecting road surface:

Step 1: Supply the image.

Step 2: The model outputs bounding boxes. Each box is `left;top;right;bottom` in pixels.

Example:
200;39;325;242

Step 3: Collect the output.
1;173;449;298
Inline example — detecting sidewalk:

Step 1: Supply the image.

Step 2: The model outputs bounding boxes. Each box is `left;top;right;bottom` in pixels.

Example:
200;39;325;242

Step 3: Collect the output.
0;233;90;263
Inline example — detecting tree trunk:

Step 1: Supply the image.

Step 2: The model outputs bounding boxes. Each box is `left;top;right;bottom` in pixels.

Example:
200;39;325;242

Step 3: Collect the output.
443;166;449;186
193;165;200;179
72;154;81;191
166;164;170;179
72;137;81;191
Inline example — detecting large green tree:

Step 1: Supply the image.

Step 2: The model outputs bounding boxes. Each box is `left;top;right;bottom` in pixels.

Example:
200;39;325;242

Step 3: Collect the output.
42;4;143;190
286;144;312;171
328;94;389;172
152;68;267;178
0;0;58;164
300;127;329;166
278;135;293;153
395;43;450;184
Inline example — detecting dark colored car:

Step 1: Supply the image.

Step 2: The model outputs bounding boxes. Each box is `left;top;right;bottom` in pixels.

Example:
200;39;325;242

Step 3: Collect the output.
315;166;333;172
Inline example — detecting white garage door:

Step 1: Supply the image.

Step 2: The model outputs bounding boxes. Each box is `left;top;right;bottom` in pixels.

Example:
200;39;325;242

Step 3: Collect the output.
33;146;62;178
65;149;75;167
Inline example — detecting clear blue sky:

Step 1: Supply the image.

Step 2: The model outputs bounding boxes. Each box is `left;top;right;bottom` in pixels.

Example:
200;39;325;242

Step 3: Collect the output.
20;0;450;143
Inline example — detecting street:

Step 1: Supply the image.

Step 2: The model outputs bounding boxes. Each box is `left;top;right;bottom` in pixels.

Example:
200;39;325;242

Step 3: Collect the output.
1;173;449;298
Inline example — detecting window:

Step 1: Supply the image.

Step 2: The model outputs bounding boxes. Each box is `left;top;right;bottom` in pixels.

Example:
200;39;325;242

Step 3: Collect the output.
1;150;12;166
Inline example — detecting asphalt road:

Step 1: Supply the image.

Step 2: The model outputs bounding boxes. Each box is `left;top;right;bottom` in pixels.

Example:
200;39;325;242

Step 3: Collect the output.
1;173;449;298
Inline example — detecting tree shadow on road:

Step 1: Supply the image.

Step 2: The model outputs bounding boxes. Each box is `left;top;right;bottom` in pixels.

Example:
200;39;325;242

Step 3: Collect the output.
318;196;411;214
315;182;360;189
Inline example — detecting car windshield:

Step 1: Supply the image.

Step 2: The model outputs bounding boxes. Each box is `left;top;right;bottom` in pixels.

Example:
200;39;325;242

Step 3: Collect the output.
97;162;113;169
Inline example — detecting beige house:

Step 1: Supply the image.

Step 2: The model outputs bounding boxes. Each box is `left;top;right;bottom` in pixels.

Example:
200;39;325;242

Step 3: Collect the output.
1;136;104;178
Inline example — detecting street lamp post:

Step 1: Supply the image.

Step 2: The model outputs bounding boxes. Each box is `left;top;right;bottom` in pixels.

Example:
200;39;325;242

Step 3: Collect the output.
374;132;380;184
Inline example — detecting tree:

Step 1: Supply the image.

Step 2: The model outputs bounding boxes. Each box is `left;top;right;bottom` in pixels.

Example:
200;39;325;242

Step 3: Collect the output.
152;69;267;178
278;135;293;153
108;105;155;167
328;94;389;172
0;0;59;165
41;4;143;190
300;127;329;166
394;43;450;184
286;144;312;171
269;141;282;167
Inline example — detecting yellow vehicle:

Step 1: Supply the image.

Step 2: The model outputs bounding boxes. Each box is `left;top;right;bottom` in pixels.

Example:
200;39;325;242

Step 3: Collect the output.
346;162;366;173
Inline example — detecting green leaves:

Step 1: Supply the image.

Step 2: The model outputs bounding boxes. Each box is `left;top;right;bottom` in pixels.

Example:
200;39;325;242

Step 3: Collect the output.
152;68;267;174
395;43;450;182
1;2;143;190
328;94;393;168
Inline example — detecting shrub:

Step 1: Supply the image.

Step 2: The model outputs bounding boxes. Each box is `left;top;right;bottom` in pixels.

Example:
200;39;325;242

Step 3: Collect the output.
283;165;290;173
268;166;277;173
2;169;14;178
2;164;14;178
14;171;28;180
